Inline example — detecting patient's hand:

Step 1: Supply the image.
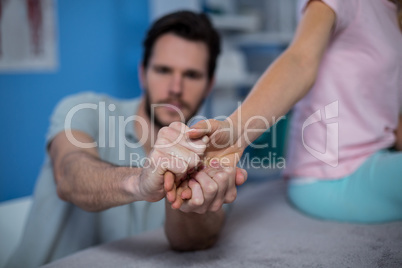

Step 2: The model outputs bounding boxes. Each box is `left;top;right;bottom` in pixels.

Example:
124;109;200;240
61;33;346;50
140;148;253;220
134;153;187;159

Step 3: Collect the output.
188;119;248;185
164;119;248;208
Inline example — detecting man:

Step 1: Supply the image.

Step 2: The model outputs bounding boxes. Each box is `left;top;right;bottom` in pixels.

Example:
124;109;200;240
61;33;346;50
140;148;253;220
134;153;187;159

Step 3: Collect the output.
6;11;245;268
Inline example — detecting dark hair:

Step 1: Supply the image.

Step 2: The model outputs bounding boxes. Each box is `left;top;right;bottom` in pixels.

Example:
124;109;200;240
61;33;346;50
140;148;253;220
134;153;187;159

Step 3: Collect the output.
142;11;221;80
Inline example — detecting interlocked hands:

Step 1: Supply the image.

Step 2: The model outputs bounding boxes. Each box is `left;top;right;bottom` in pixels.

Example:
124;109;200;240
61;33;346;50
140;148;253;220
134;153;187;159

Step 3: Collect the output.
139;121;247;213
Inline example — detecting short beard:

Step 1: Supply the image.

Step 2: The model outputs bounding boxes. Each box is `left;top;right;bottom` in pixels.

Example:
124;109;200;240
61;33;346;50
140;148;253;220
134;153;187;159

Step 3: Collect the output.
144;90;206;129
145;91;165;130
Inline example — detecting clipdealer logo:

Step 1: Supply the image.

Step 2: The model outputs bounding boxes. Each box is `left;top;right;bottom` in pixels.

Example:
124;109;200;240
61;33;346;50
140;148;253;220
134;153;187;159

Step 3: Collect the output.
301;101;339;167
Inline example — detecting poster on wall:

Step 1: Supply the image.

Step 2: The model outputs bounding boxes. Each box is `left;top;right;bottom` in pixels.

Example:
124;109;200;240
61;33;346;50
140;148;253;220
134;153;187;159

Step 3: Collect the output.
0;0;58;72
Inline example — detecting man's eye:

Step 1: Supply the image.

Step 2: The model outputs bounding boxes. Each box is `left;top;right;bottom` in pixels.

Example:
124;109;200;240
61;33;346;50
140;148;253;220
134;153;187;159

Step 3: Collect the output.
155;67;170;74
185;71;202;79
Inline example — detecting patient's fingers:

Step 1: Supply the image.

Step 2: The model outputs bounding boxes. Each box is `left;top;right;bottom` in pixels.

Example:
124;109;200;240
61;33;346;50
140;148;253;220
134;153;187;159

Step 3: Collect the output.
166;185;177;204
171;180;189;209
187;119;218;139
181;186;192;200
187;179;204;207
167;122;209;156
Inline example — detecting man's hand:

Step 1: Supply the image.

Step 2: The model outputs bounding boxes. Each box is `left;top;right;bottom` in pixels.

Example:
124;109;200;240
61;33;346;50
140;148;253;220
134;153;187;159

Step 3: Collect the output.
169;164;247;213
138;122;208;202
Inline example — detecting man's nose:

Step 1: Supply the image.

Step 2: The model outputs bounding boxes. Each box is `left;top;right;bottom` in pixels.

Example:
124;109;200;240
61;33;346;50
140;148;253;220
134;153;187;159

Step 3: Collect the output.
169;73;184;96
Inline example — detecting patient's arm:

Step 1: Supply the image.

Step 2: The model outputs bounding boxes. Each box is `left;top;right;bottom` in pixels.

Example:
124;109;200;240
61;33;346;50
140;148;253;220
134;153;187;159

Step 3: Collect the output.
188;1;336;163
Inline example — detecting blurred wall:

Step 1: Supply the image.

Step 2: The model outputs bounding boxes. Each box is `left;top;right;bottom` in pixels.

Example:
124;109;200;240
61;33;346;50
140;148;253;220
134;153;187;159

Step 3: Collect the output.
0;0;149;201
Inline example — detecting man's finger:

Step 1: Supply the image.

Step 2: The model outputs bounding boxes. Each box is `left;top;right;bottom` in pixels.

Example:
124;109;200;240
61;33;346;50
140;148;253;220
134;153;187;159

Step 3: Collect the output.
164;171;176;203
235;168;248;186
164;171;175;192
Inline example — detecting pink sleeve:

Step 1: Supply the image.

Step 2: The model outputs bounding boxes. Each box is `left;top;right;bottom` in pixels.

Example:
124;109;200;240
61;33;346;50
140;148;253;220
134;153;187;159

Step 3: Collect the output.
298;0;359;34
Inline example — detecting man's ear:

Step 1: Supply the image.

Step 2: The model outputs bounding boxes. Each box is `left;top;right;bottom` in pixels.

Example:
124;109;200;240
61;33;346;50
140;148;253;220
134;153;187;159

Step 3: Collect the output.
138;64;147;90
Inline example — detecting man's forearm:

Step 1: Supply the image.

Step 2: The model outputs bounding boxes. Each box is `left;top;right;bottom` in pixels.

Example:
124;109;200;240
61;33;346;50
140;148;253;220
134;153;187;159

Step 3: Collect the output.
164;201;225;251
55;151;142;212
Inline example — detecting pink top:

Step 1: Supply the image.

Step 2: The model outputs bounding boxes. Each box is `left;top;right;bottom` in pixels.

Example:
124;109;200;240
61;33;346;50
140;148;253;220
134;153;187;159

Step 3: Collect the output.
284;0;402;179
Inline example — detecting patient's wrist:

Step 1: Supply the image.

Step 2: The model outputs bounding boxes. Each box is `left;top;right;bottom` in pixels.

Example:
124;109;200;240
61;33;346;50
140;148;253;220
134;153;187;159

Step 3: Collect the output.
226;115;243;144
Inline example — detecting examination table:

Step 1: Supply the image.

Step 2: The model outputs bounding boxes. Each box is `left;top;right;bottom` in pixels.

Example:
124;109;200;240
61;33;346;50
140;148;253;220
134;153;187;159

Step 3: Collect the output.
42;179;402;268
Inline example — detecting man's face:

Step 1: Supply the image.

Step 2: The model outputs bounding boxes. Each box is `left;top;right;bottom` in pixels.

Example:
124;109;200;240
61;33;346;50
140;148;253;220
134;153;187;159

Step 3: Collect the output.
141;33;212;128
